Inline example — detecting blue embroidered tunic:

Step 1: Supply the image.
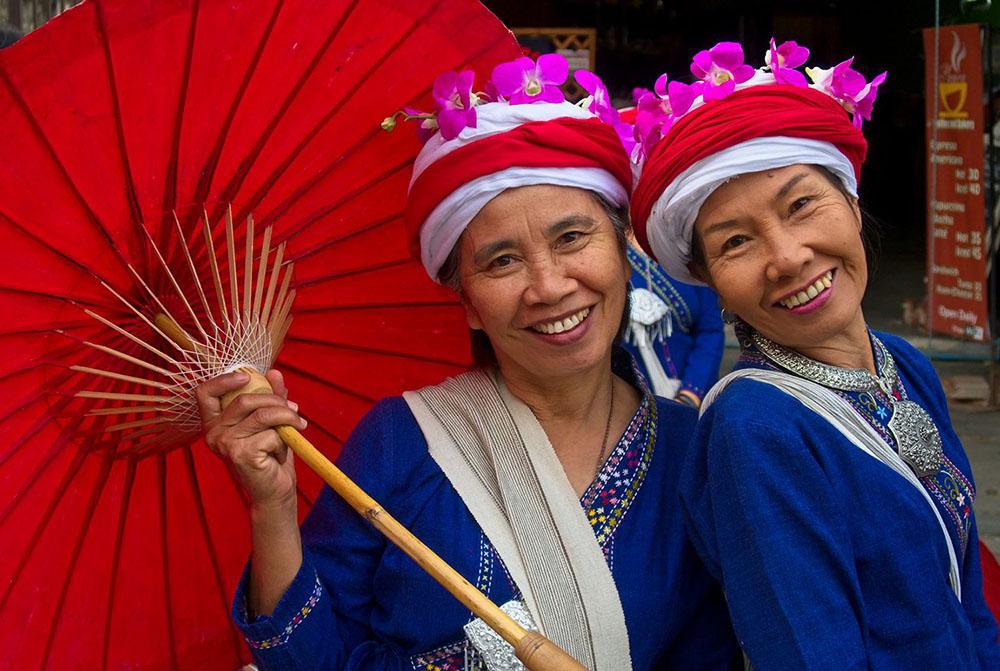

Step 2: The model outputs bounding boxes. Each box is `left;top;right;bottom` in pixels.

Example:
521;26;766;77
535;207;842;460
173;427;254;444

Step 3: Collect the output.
623;246;724;401
233;359;739;670
681;329;1000;670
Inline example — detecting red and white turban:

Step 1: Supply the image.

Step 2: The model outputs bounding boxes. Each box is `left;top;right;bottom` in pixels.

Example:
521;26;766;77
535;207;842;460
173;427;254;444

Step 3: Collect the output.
405;101;633;280
631;84;868;285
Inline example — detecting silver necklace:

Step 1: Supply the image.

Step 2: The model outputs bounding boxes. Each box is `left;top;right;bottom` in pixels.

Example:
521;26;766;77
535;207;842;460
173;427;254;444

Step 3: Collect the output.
751;330;944;478
594;379;615;478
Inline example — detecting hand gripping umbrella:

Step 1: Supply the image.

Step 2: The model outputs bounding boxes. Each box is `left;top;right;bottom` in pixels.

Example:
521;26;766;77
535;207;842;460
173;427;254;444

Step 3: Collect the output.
0;0;586;668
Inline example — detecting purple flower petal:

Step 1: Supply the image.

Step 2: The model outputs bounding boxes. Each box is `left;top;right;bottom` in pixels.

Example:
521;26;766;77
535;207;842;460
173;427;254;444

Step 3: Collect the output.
437;107;470;140
774;68;808;87
574;69;601;95
778;40;809;68
691;50;714;79
732;64;755;84
491;57;534;98
667;80;698;116
536;53;569;85
709;42;745;71
632;86;652;105
538;84;567;103
702;79;736;102
654;73;668;98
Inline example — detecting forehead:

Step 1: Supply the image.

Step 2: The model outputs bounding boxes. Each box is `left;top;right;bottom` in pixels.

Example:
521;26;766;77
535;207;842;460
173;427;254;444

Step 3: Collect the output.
468;185;605;234
697;164;821;219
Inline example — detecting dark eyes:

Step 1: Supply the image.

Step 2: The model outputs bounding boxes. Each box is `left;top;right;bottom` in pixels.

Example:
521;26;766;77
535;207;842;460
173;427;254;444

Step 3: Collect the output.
556;230;585;246
488;254;515;269
789;196;811;215
721;234;748;252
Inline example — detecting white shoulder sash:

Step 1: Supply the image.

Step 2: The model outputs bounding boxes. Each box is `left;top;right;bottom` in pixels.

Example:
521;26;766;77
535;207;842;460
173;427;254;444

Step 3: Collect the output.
403;369;632;670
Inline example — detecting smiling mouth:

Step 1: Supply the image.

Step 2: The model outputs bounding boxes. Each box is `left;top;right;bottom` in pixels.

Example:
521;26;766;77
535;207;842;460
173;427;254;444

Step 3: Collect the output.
777;270;834;309
530;307;591;334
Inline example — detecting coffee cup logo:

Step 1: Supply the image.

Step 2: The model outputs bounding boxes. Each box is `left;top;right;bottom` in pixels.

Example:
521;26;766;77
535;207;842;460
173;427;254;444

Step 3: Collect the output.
939;81;969;118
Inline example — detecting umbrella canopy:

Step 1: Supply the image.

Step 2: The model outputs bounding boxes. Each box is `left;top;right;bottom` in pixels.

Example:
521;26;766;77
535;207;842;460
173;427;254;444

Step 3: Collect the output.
0;0;519;668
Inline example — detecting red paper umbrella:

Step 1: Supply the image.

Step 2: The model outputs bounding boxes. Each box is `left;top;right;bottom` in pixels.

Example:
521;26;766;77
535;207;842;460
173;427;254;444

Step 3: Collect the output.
0;0;519;668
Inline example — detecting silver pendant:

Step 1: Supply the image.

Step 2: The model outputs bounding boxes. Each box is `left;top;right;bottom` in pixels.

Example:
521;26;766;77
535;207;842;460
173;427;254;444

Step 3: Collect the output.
888;400;944;478
630;287;669;326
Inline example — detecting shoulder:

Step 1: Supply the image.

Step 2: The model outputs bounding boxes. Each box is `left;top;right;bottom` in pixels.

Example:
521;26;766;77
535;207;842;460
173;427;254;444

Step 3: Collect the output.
336;396;427;492
875;330;933;372
653;394;698;438
703;373;812;425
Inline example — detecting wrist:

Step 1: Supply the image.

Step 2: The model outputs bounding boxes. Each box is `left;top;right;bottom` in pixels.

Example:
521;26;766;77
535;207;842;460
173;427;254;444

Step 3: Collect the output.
675;389;702;408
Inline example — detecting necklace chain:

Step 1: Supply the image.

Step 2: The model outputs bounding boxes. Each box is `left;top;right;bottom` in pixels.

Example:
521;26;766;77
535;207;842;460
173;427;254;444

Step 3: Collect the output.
751;330;898;397
594;379;615;479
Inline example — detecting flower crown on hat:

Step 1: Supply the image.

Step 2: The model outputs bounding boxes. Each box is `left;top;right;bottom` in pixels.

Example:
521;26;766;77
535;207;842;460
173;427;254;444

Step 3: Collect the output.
629;38;887;163
380;53;628;143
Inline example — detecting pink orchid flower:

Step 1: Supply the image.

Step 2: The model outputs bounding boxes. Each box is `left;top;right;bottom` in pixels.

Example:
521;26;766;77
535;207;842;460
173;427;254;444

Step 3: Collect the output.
402;107;438;143
575;70;636;157
807;58;888;128
575;69;619;124
690;42;754;101
431;70;477;140
491;54;568;104
633;74;702;159
766;38;809;87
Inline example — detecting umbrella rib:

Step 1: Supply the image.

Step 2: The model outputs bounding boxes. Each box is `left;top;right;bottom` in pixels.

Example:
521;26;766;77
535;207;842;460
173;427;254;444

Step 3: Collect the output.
0;439;90;611
0;210;119;289
233;2;445;225
284;334;469;368
101;458;137;671
161;0;201;217
287;211;399;264
93;0;144;229
181;446;245;662
40;452;115;671
294;300;457;314
294;257;412;288
278;360;376;404
188;0;288;210
209;0;365;218
158;454;181;671
256;29;513;232
0;73;131;272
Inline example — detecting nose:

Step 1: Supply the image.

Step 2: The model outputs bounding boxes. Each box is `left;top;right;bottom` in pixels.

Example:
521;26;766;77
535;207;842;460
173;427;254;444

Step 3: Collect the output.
522;256;576;305
763;226;814;283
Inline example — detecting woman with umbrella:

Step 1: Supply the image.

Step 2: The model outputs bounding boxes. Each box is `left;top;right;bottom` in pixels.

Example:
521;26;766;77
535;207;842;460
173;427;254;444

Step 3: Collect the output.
631;39;1000;669
197;55;738;670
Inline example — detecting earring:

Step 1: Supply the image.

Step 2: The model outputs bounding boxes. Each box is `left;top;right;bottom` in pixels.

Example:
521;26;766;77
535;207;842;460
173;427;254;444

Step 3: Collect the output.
720;308;737;324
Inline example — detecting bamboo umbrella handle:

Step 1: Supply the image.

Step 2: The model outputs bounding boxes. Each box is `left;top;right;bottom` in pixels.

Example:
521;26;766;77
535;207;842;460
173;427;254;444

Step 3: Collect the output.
139;307;590;671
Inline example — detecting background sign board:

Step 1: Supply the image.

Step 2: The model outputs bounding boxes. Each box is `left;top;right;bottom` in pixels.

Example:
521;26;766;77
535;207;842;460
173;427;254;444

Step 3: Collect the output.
923;23;991;342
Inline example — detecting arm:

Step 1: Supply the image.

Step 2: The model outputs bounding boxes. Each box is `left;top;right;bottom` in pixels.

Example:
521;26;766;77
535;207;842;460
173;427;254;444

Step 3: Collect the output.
961;517;1000;666
198;373;409;670
676;287;724;404
681;393;868;670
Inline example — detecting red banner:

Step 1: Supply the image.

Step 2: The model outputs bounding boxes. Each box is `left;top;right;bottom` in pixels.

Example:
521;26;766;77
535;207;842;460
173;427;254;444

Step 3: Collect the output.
923;24;990;342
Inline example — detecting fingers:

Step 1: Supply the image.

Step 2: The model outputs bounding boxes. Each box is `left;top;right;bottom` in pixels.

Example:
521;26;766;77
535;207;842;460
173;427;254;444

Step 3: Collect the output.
195;371;250;423
266;369;288;400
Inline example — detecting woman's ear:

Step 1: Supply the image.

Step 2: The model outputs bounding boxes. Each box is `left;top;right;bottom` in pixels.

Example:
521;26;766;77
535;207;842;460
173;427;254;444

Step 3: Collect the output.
461;295;484;331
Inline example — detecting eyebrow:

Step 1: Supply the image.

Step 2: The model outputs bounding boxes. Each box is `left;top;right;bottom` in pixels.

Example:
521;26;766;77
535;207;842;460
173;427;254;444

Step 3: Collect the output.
700;171;814;238
472;214;598;266
775;171;812;200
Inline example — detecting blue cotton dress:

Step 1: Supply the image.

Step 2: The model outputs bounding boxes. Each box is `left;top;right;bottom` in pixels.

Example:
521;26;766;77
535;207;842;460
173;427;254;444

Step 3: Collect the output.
681;328;1000;670
623;246;724;402
233;357;739;670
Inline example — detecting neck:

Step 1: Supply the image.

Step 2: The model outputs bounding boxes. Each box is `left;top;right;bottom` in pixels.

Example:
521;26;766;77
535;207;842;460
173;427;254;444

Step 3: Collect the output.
785;309;875;374
497;354;616;423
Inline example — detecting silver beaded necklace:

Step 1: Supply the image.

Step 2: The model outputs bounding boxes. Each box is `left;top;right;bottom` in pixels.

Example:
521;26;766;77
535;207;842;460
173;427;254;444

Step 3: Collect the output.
750;330;944;478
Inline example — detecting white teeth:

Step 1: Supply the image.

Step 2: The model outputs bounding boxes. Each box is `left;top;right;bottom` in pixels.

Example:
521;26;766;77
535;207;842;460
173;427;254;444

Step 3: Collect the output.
779;271;833;309
532;307;590;334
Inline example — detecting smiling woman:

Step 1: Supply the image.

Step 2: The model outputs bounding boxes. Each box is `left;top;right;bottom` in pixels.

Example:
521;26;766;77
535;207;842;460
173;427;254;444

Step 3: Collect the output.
632;39;1000;670
196;54;739;671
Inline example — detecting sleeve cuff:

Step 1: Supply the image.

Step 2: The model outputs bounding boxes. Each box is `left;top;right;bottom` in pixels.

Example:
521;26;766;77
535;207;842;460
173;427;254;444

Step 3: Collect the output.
232;558;325;652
